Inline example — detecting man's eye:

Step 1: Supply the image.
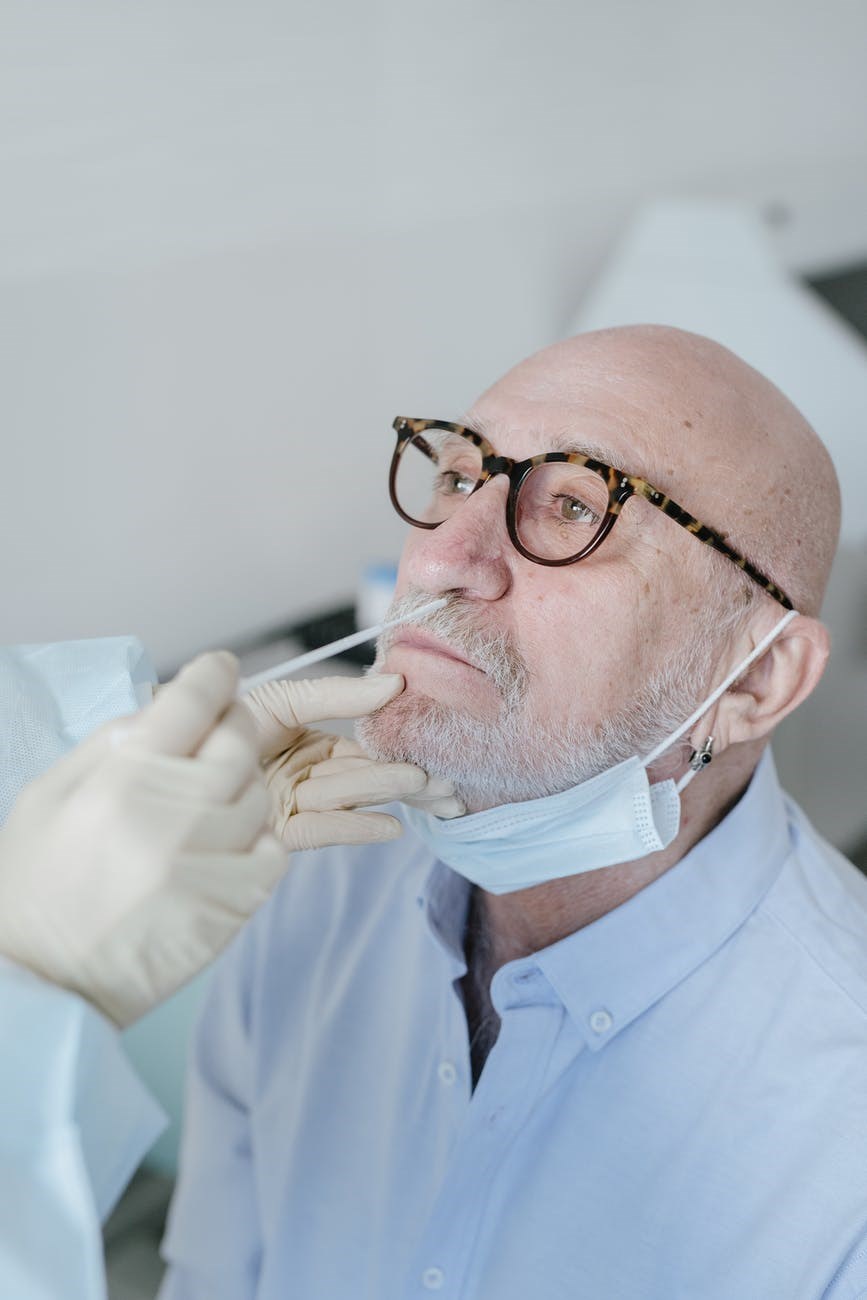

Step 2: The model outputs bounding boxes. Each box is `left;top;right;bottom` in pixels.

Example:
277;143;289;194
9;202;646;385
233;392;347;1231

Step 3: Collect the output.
551;494;599;525
436;470;475;496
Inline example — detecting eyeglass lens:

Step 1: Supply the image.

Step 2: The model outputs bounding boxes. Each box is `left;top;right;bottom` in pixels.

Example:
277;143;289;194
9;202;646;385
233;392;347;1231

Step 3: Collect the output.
395;430;610;562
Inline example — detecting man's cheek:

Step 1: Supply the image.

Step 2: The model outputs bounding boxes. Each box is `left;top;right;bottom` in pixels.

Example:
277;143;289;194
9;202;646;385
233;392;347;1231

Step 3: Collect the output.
393;545;421;597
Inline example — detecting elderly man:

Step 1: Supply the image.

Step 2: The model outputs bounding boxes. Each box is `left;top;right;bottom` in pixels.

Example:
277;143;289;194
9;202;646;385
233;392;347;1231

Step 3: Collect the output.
160;326;867;1300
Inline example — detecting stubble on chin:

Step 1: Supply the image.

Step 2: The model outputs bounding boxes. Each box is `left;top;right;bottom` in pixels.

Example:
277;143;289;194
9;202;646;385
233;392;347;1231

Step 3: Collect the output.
354;683;517;809
355;686;451;769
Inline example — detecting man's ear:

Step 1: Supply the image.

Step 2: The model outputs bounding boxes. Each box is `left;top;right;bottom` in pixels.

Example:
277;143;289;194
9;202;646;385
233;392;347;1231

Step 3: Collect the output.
697;615;830;751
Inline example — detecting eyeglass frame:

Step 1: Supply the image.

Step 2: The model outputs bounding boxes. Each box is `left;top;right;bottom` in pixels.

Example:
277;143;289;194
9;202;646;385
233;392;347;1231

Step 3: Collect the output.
390;416;794;611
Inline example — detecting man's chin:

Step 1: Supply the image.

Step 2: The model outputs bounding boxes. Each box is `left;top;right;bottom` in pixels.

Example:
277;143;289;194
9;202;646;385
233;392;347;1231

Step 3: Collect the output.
354;690;453;770
355;689;534;811
356;686;624;811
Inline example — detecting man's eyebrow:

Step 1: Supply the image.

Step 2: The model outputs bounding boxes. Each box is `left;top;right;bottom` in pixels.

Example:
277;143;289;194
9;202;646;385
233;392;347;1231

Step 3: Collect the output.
546;434;627;467
462;411;628;470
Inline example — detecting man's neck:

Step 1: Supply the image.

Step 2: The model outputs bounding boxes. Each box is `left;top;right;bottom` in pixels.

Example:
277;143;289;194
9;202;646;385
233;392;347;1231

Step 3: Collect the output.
459;746;763;1085
473;745;760;965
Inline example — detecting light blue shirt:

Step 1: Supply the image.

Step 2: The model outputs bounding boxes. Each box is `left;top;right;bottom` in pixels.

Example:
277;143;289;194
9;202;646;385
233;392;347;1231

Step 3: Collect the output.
161;753;867;1300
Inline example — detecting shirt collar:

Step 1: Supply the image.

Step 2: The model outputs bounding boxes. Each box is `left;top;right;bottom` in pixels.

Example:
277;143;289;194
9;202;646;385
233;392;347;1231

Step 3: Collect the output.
415;749;791;1041
536;749;791;1050
416;855;471;979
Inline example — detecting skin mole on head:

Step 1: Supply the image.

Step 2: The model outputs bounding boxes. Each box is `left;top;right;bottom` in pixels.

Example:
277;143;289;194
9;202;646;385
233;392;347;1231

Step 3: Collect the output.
683;420;693;429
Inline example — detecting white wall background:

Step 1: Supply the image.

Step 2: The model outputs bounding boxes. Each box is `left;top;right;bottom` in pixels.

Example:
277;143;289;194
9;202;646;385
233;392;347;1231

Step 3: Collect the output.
2;0;866;674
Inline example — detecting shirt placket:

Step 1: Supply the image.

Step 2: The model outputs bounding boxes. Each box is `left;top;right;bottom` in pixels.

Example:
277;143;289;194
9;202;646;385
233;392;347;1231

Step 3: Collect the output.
403;964;564;1298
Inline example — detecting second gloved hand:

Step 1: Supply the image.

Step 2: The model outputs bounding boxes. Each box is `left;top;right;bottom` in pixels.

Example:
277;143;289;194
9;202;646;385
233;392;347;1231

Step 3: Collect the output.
245;674;464;851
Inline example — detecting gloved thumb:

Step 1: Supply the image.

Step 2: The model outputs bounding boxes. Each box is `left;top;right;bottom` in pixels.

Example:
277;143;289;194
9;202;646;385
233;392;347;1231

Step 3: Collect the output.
245;673;405;761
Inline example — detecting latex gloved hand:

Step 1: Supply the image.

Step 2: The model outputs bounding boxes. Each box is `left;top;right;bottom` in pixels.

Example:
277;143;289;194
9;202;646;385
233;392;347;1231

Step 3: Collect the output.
245;673;464;851
0;652;285;1028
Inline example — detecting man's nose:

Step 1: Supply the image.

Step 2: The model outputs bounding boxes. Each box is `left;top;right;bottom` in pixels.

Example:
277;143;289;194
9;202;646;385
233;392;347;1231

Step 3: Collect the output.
403;475;513;601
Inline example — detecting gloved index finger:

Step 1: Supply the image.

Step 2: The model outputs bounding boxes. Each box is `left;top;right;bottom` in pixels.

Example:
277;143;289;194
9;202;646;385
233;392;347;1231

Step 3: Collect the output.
123;651;240;756
246;674;404;761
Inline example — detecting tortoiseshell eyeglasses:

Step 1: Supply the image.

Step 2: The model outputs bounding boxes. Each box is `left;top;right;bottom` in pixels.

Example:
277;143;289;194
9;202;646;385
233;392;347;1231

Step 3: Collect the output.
389;417;793;610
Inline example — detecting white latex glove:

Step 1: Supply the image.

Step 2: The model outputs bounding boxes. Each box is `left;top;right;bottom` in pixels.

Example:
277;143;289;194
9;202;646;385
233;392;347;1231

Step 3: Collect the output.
0;651;285;1028
245;673;464;850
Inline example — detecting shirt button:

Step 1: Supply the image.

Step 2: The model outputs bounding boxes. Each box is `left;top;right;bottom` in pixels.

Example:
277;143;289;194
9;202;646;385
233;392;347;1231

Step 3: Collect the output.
589;1009;613;1034
437;1060;457;1086
422;1265;445;1290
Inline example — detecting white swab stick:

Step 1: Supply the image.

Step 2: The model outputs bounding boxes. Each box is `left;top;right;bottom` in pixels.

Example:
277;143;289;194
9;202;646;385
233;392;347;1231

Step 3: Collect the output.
237;597;448;695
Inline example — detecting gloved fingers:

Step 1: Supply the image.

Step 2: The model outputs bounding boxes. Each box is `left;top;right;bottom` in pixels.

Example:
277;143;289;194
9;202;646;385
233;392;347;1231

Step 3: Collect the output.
176;830;290;913
123;651;239;757
238;829;292;900
303;754;385;779
246;674;404;762
296;756;465;819
409;795;465;819
248;827;290;888
326;736;374;761
22;695;254;814
99;743;263;808
401;775;466;820
194;702;260;797
261;731;345;788
279;809;403;852
293;761;428;815
185;777;273;853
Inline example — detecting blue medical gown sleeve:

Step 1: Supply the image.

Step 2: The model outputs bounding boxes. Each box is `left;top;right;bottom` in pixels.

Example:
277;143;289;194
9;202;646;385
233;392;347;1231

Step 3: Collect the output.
0;959;165;1300
159;929;262;1300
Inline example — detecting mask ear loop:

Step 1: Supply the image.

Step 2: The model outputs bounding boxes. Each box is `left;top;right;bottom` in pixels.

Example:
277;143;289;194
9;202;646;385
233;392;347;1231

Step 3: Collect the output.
640;609;799;791
677;737;714;793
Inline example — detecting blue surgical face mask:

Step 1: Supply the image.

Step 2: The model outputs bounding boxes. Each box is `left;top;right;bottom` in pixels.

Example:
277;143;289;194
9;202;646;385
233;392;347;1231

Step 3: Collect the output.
0;636;156;824
404;611;797;894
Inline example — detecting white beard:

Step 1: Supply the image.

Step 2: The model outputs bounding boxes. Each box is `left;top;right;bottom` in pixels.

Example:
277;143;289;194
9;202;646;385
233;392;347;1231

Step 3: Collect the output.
355;591;720;811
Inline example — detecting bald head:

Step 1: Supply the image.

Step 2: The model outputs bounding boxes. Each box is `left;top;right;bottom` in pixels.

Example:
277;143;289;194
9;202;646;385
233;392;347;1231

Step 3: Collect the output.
475;325;840;617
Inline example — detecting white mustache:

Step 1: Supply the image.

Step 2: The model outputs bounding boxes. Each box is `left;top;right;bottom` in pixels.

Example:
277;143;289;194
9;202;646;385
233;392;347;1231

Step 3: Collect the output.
380;592;529;709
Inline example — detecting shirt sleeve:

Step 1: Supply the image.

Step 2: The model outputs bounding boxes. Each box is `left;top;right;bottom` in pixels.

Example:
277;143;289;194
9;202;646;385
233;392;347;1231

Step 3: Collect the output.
0;958;165;1300
158;928;263;1300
